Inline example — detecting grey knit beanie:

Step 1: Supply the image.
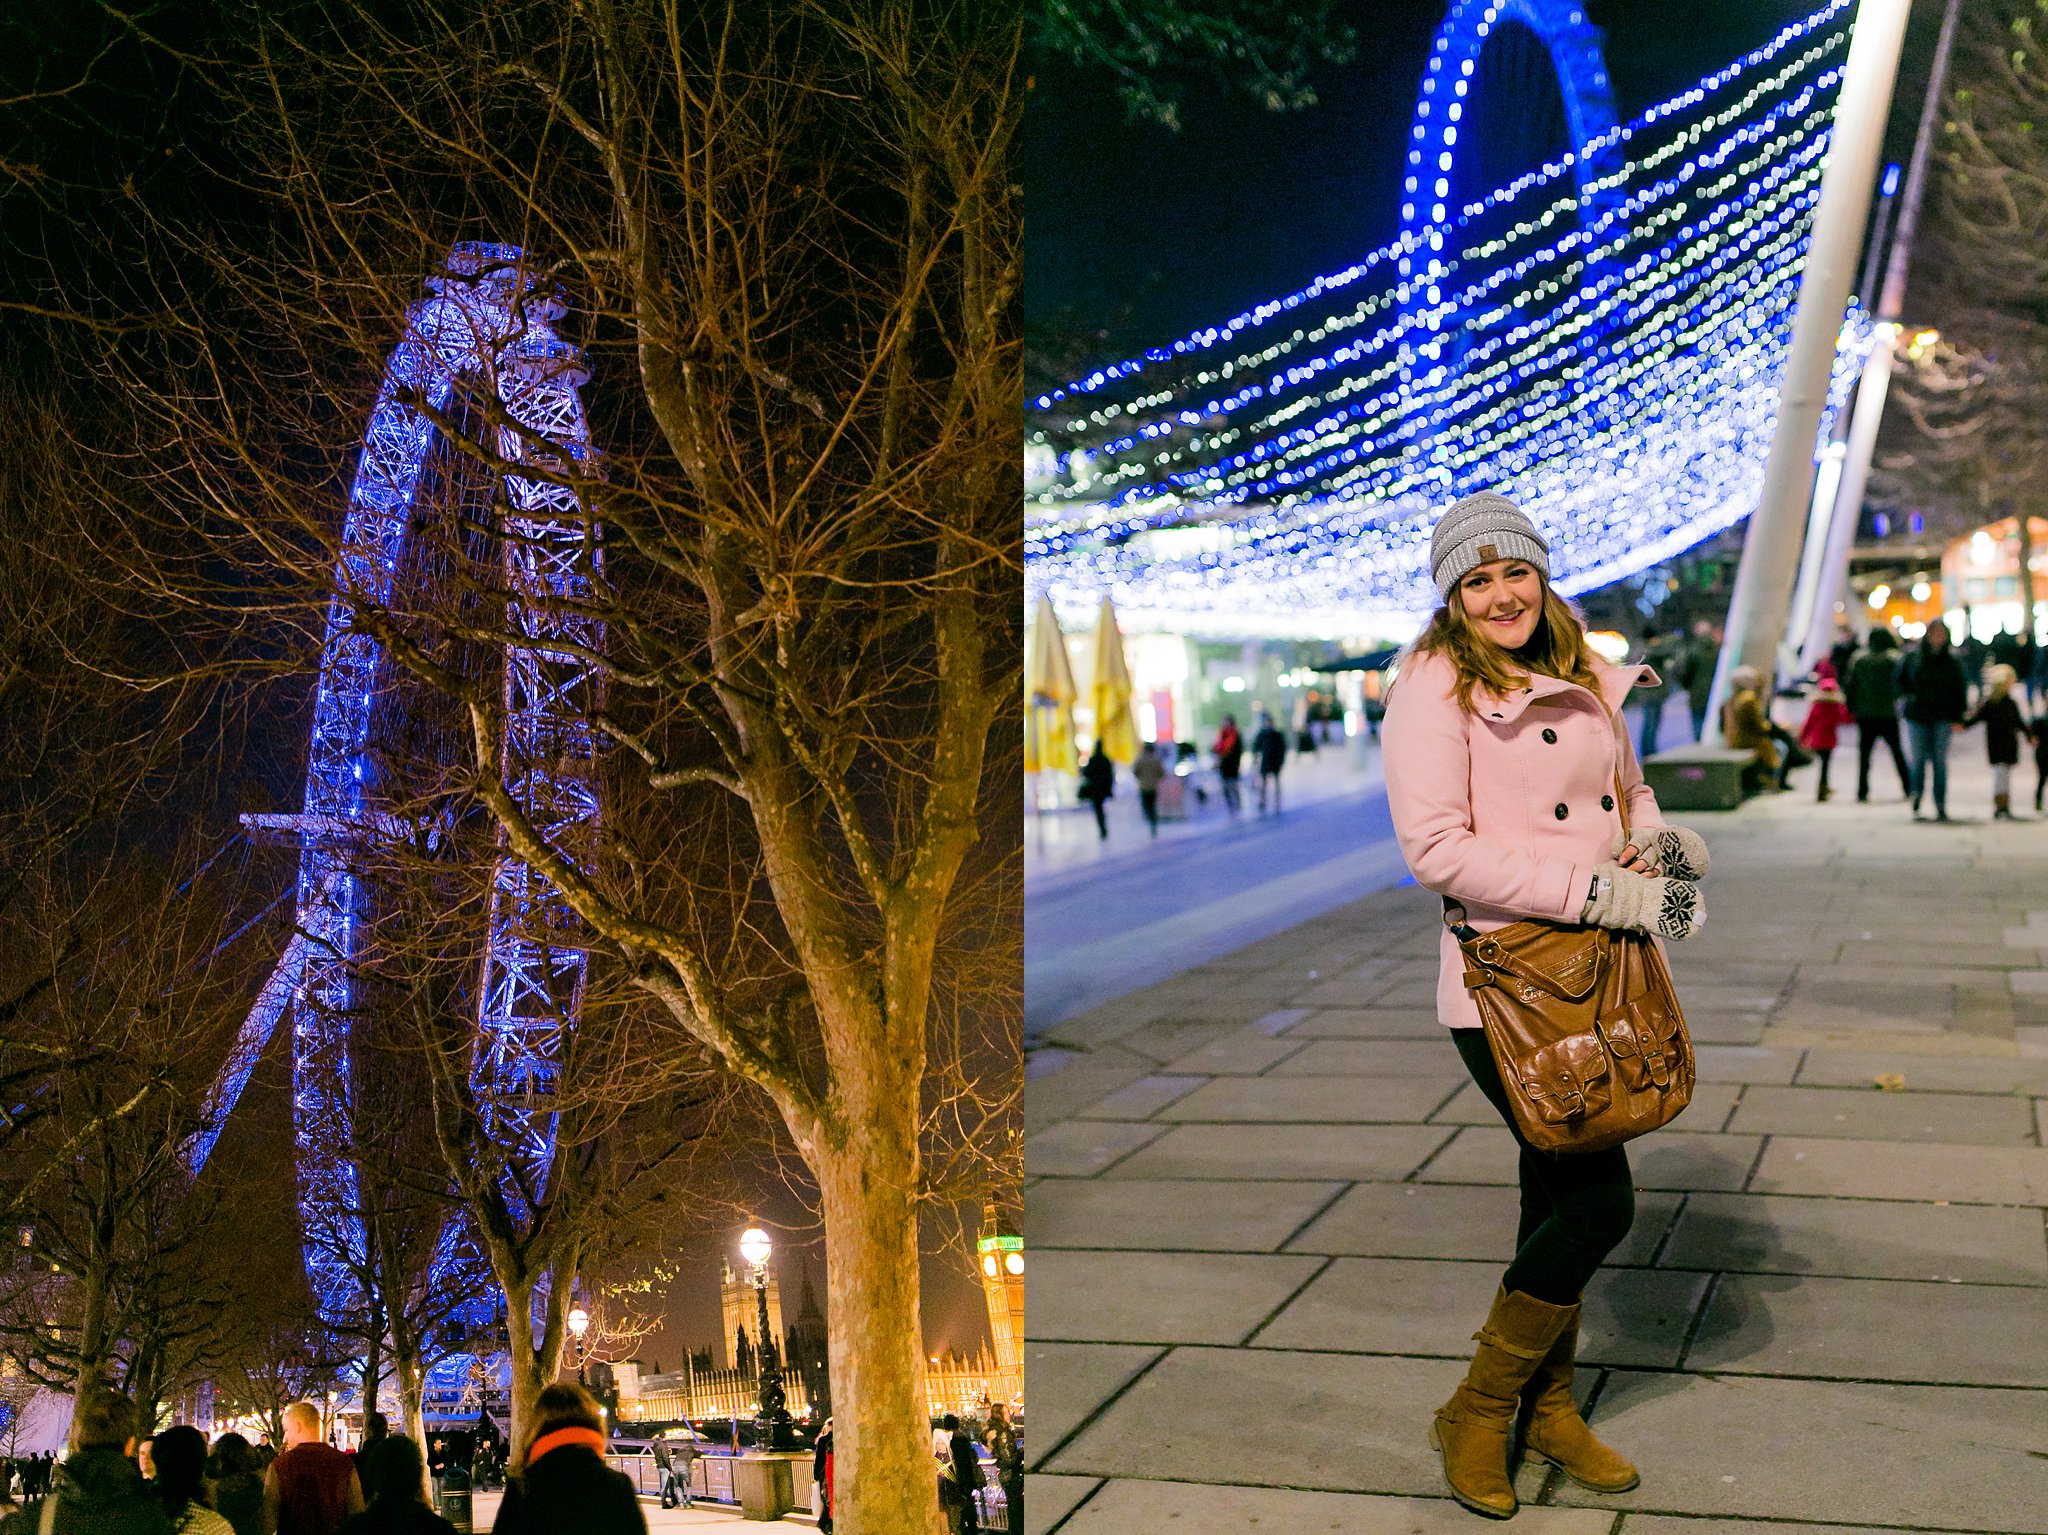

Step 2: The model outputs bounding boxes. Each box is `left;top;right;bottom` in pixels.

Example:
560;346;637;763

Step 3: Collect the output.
1429;492;1550;600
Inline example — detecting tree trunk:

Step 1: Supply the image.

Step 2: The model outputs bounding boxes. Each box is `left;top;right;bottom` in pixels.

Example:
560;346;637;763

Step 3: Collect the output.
2017;511;2040;644
393;1349;425;1446
815;1095;941;1535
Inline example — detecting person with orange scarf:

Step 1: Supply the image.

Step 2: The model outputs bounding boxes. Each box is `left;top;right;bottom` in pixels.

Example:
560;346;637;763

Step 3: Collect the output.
490;1385;645;1534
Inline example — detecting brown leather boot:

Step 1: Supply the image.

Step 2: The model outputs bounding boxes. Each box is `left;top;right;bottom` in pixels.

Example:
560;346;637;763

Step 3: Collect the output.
1430;1287;1573;1518
1521;1302;1639;1492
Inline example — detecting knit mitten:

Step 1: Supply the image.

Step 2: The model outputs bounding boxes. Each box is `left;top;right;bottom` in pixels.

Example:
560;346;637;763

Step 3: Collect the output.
1581;863;1705;940
1609;826;1710;880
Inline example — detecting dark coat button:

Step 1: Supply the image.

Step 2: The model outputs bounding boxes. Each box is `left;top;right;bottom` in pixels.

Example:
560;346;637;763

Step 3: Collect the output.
1541;728;1558;744
1554;803;1569;820
1602;794;1616;811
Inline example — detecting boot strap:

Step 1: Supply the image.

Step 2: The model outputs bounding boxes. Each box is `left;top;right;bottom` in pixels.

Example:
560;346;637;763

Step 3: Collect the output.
1473;1326;1549;1361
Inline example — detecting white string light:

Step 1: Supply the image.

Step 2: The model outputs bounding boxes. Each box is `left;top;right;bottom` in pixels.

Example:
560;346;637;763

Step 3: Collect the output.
1026;1;1863;637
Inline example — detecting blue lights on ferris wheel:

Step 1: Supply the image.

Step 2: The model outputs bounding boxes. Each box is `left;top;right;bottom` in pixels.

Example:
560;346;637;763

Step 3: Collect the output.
1025;0;1862;636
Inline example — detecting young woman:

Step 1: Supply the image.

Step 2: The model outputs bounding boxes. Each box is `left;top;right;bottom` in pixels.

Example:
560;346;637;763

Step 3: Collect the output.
1383;492;1708;1521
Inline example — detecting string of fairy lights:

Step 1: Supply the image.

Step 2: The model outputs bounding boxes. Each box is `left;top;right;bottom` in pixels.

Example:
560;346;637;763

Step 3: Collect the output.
1026;0;1866;637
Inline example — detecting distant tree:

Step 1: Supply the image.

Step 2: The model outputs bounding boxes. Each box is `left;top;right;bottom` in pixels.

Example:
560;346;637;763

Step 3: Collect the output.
1031;0;1358;130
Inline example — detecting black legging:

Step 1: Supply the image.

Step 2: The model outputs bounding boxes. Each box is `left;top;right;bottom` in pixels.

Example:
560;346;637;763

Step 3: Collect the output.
1856;716;1910;799
1451;1029;1635;1305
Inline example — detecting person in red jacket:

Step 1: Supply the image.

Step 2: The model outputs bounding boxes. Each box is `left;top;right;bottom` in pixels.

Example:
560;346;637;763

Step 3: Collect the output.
1797;658;1852;802
263;1403;363;1535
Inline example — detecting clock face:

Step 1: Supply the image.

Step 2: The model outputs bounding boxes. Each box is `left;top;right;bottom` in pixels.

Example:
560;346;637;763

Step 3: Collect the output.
981;1255;998;1277
1003;1253;1024;1276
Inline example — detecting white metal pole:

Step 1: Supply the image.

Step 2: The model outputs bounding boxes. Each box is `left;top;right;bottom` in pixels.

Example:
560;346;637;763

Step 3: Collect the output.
1800;0;1965;669
1706;0;1911;736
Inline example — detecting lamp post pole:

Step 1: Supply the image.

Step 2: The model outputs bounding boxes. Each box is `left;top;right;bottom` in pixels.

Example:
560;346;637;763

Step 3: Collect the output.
739;1228;791;1453
567;1304;590;1387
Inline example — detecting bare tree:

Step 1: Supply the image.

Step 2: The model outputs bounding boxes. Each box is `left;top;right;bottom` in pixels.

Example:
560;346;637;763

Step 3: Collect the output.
27;4;1022;1527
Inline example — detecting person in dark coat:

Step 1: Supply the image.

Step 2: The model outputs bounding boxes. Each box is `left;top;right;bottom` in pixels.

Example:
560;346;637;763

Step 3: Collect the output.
1212;715;1244;814
936;1415;983;1535
1898;619;1971;821
337;1436;452;1535
1965;664;2028;819
1844;628;1909;802
209;1435;265;1535
490;1384;644;1535
810;1421;832;1534
1076;742;1115;840
983;1403;1020;1535
0;1388;169;1535
1250;710;1288;813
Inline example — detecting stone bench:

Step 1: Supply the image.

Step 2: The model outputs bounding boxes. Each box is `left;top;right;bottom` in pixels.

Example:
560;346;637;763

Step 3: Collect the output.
1643;744;1757;811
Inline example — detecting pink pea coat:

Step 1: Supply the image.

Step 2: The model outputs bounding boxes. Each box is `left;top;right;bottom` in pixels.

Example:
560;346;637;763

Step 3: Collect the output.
1382;647;1669;1031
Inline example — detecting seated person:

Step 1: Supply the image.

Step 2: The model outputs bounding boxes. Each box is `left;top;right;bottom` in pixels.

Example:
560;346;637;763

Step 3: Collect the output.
1721;665;1784;793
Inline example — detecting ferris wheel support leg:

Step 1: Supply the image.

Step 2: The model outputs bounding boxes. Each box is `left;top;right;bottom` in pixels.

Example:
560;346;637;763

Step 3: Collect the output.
1708;0;1909;738
186;931;311;1176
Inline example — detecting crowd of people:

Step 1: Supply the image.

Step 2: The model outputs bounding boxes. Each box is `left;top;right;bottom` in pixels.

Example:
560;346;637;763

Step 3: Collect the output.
1652;617;2048;821
928;1402;1021;1535
0;1383;644;1535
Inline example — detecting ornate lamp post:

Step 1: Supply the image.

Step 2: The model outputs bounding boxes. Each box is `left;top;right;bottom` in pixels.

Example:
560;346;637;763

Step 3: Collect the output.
738;1228;792;1451
566;1304;590;1386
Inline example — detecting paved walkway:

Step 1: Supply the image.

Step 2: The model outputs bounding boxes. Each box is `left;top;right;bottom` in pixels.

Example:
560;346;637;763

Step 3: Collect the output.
1023;746;2048;1535
471;1487;816;1527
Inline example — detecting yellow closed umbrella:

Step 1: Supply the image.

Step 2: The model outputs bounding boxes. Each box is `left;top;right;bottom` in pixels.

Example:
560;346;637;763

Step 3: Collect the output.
1090;598;1141;766
1025;594;1078;776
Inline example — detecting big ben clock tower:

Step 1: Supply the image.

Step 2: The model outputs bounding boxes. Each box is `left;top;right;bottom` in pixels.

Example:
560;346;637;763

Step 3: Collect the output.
977;1203;1024;1403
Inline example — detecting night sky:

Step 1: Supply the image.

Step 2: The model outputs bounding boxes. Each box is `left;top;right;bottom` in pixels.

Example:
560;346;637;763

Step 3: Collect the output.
1025;0;1949;374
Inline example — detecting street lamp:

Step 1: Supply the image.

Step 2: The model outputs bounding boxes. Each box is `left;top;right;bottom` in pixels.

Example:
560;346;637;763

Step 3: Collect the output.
738;1228;792;1452
566;1304;590;1386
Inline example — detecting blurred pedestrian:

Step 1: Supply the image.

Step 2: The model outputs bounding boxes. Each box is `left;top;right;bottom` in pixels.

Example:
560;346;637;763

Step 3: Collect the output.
1721;666;1783;794
208;1436;264;1535
1633;625;1679;760
1076;741;1114;840
935;1415;982;1535
1899;619;1969;821
492;1384;643;1535
1251;710;1287;813
263;1402;363;1535
0;1387;169;1535
984;1403;1020;1535
2030;709;2048;813
1131;741;1166;836
151;1427;233;1535
1679;619;1722;741
2031;635;2048;710
1966;664;2027;820
1845;628;1909;802
350;1414;388;1509
1383;492;1706;1519
336;1436;450;1535
811;1420;832;1534
1213;715;1244;814
1796;659;1850;802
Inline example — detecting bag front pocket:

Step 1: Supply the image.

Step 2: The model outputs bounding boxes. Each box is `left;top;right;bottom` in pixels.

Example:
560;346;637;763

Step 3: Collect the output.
1599;997;1683;1090
1511;1032;1613;1124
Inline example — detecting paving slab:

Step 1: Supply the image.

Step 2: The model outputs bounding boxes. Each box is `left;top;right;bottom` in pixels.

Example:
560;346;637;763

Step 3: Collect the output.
1281;1009;1446;1038
1254;1256;1708;1368
1618;1520;1915;1535
1684;1272;2048;1386
1268;1038;1474;1076
1155;1034;1310;1076
1793;1050;2048;1095
1043;1345;1455;1495
1750;1136;2048;1205
1070;1074;1206;1121
1690;1045;1803;1084
1026;1249;1325;1346
1672;1013;1768;1045
1725;1083;2038;1144
1055;1479;1616;1535
1549;1370;2048;1532
1025;1120;1170;1177
1660;1190;2048;1285
1025;1177;1344;1253
1109;1123;1453;1181
1022;1342;1162;1468
1023;1474;1098;1535
1419;1126;1761;1192
1156;1073;1460;1123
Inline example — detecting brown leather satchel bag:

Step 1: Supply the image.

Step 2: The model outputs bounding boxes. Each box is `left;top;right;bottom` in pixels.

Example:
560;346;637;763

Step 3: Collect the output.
1444;770;1695;1154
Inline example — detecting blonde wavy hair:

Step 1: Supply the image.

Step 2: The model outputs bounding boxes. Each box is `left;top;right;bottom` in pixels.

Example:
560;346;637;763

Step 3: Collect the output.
1411;578;1603;715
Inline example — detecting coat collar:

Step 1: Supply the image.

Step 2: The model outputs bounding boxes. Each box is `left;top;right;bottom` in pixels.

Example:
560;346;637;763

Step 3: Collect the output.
1471;658;1656;725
